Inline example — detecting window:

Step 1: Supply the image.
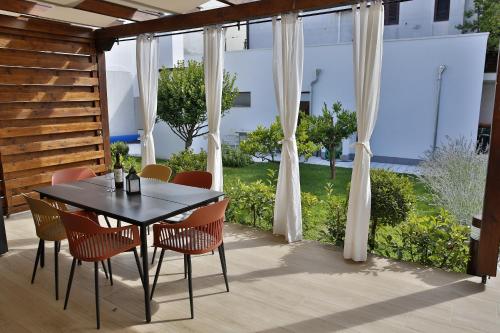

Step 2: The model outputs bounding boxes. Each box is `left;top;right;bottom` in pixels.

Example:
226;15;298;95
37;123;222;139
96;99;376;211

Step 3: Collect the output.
384;2;400;25
233;92;251;107
434;0;450;22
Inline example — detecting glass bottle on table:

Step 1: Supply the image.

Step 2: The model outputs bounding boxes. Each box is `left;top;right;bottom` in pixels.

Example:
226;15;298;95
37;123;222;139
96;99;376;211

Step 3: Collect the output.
113;152;124;189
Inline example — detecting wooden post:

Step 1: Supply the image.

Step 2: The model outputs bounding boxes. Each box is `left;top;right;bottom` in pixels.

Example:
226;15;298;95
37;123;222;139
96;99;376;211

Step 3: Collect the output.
477;51;500;277
97;51;111;169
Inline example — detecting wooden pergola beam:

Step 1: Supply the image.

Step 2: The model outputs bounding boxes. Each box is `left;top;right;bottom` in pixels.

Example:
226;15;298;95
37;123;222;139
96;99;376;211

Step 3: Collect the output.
95;0;356;43
74;0;160;22
0;0;51;16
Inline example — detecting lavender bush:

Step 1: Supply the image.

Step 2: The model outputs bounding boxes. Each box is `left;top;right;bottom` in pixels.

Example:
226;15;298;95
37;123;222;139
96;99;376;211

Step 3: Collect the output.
419;137;488;226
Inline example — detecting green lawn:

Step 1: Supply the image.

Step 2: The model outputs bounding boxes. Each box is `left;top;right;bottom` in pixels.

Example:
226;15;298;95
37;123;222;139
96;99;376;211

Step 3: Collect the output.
224;162;433;213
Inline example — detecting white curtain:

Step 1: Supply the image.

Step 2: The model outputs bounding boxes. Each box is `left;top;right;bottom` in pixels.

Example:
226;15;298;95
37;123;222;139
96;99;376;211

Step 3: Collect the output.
136;33;159;169
204;26;225;191
272;13;304;243
344;1;384;261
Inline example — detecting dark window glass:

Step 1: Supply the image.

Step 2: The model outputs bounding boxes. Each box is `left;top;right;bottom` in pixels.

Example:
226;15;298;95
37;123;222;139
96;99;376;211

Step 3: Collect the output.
384;2;400;25
233;92;251;107
434;0;450;22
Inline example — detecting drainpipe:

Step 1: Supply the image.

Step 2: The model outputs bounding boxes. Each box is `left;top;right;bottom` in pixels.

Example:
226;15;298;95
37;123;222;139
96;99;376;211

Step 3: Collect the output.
310;69;321;115
433;65;447;152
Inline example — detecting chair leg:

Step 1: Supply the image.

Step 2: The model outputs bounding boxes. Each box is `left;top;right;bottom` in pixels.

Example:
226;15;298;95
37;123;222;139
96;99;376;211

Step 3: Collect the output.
107;259;113;286
184;254;187;279
132;248;144;285
104;216;112;228
212;250;214;255
78;260;82;266
218;243;229;292
101;261;109;280
151;247;157;265
94;262;100;330
187;254;194;319
40;239;45;268
31;239;43;284
150;249;165;300
64;258;77;310
54;241;59;300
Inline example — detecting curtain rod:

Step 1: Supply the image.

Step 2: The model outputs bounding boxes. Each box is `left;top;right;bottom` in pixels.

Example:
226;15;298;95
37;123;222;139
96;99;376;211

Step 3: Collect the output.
117;0;411;43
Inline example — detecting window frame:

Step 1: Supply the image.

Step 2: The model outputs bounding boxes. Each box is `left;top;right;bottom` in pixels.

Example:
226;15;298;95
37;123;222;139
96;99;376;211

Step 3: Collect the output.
384;2;400;26
434;0;451;22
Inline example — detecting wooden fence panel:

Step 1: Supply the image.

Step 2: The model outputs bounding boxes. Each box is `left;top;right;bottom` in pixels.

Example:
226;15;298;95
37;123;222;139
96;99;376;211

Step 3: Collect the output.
0;16;109;215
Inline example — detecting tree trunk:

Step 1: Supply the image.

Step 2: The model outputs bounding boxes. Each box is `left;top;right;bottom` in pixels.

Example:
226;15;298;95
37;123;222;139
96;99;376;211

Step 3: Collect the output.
185;136;193;150
329;144;336;179
369;218;378;251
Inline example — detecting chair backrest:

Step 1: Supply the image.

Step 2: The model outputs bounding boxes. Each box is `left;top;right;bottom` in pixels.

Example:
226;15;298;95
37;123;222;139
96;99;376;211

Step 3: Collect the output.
171;171;212;189
154;199;229;254
23;194;66;241
52;166;96;185
140;164;172;182
58;210;138;261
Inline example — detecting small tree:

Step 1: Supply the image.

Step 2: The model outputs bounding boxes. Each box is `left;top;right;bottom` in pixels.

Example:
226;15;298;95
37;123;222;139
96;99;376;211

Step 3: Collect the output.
308;102;357;179
457;0;500;53
240;114;320;162
157;60;239;149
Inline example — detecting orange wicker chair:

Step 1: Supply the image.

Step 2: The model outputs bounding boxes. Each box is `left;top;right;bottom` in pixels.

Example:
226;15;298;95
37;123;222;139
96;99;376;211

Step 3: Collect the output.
150;199;230;319
150;171;214;265
24;195;67;300
59;210;143;329
23;195;108;301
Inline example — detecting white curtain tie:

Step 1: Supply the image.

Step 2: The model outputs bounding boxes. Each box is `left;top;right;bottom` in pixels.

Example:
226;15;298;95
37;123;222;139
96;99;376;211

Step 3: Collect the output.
140;132;151;144
352;141;373;157
208;132;221;150
278;137;296;145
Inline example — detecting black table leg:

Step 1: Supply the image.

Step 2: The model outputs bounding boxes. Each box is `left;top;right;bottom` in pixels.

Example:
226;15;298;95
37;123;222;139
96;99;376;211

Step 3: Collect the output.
0;197;8;255
140;225;151;323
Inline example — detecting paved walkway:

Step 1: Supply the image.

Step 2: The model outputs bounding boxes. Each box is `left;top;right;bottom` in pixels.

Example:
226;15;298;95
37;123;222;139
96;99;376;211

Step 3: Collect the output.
305;156;421;175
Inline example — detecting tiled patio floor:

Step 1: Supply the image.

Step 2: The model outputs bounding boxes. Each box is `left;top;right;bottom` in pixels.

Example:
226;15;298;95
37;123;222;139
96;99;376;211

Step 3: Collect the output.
1;212;499;332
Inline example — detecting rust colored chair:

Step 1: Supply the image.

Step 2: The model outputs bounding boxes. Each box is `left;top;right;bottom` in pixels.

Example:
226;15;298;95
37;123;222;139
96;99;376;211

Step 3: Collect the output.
140;164;172;182
150;171;214;265
171;171;212;189
51;166;112;228
24;195;109;301
59;210;143;329
150;199;230;319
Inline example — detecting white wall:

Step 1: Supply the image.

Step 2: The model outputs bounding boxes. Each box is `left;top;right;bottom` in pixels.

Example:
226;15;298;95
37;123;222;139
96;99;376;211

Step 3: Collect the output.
221;33;488;162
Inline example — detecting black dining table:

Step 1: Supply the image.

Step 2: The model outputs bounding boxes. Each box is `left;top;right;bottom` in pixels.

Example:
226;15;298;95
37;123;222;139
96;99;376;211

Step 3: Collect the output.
35;174;224;323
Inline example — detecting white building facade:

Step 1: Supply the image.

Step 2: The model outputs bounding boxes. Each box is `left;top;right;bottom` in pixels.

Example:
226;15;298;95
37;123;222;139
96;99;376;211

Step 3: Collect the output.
104;0;491;164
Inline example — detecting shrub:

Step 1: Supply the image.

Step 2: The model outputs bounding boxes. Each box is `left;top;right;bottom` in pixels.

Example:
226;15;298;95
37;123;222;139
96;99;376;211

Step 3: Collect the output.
419;136;488;226
166;149;207;175
321;183;347;246
111;141;130;157
222;144;253;168
110;141;130;167
376;210;470;272
368;169;416;250
301;192;321;234
225;179;275;229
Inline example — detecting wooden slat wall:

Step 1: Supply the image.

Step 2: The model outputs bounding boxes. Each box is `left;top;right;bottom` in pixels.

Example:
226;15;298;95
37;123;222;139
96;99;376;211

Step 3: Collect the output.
0;16;110;215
